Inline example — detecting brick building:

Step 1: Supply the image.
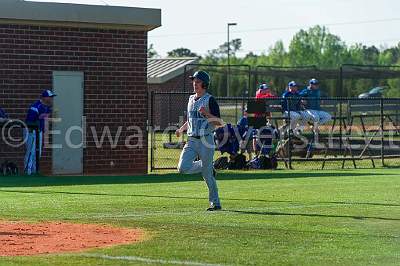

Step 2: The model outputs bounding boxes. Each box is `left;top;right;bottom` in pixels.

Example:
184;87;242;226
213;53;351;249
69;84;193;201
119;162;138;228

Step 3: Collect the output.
147;57;198;92
0;0;161;175
147;57;198;129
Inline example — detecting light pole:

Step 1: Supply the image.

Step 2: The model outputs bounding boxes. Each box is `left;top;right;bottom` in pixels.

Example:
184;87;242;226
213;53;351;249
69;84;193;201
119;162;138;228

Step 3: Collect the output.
227;22;237;97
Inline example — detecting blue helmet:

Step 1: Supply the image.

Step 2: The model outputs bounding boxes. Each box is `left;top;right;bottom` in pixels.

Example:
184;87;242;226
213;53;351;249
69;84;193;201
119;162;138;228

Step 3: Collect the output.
41;89;57;97
288;81;298;87
258;83;270;90
190;70;210;88
309;78;319;85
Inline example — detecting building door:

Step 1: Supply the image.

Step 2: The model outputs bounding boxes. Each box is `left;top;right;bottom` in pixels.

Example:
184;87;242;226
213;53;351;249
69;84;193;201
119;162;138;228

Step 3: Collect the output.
52;71;84;174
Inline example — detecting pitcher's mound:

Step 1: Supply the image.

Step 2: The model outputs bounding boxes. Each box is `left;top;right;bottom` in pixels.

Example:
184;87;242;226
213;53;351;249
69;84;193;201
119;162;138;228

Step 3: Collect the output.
0;221;144;256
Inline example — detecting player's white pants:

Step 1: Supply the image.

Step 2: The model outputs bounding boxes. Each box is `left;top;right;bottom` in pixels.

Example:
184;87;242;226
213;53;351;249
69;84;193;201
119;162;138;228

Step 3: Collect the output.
303;109;332;126
24;129;42;175
177;134;221;207
284;111;306;131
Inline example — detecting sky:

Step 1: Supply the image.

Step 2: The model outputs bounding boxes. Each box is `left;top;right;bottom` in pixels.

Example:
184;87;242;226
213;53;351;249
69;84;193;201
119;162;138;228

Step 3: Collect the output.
28;0;400;57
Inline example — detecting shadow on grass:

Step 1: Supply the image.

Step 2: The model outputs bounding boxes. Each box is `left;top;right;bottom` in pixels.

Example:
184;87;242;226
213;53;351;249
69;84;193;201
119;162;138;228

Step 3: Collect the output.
1;189;399;208
0;170;395;188
226;209;400;221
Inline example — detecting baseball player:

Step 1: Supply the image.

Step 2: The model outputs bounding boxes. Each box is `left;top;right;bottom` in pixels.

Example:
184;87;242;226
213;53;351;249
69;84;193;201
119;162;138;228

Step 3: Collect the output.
281;81;306;135
237;109;254;159
255;83;276;119
0;106;8;123
24;89;56;175
176;70;224;211
300;78;332;134
255;83;275;99
214;123;241;159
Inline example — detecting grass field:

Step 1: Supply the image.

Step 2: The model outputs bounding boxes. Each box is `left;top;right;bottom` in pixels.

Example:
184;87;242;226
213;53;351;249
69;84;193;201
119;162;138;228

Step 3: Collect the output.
0;169;399;265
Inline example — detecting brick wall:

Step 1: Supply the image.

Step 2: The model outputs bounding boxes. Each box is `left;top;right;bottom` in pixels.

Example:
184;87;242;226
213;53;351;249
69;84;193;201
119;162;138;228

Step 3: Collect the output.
0;23;148;175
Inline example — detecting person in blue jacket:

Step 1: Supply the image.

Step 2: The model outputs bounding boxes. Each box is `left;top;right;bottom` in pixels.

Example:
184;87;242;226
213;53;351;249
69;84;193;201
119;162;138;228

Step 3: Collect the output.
24;89;56;175
300;78;332;133
281;81;306;135
236;109;255;159
0;107;8;121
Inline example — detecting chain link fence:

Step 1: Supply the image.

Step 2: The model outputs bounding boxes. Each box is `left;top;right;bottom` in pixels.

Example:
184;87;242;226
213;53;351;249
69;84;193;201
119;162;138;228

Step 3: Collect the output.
149;64;400;171
183;64;251;97
149;92;400;171
254;65;340;97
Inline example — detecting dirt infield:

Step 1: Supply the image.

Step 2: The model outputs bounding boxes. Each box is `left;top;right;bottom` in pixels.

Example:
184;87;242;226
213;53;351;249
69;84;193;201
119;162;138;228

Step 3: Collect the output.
0;221;144;256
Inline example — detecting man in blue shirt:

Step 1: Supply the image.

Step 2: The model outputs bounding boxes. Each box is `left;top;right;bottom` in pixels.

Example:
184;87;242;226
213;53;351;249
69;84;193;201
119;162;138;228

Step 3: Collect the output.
281;81;306;135
0;107;8;122
24;89;56;175
300;78;332;133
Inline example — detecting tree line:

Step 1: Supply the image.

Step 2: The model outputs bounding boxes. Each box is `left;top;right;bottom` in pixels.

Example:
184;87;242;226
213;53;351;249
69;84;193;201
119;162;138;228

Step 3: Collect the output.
149;26;400;97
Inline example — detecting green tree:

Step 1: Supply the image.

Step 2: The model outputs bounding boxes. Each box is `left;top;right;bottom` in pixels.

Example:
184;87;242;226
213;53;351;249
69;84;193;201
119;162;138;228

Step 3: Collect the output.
167;48;199;58
362;45;380;64
378;45;400;65
207;38;242;58
267;40;287;66
288;25;347;67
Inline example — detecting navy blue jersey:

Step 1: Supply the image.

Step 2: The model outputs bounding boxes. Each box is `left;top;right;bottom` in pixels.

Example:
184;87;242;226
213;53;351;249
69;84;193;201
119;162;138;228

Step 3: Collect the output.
214;124;240;156
237;116;248;130
208;96;221;118
281;90;302;112
0;107;8;119
254;125;279;155
26;100;52;131
237;116;256;141
299;87;321;110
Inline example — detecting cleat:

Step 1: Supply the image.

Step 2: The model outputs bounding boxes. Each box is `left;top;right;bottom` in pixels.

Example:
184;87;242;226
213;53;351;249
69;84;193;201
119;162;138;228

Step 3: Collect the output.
206;205;222;211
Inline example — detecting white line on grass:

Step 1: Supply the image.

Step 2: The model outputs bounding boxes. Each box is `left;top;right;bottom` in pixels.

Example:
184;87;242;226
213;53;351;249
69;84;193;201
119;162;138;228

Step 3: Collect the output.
76;253;227;266
65;211;201;220
64;205;344;220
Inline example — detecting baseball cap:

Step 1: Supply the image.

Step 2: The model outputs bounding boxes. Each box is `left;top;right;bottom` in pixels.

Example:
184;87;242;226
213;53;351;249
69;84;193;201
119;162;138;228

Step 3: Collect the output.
258;83;270;90
309;78;319;85
288;81;298;87
41;89;57;97
189;70;210;87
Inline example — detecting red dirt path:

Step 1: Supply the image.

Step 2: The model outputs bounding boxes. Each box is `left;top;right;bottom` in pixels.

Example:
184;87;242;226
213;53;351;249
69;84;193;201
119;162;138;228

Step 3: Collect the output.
0;221;144;256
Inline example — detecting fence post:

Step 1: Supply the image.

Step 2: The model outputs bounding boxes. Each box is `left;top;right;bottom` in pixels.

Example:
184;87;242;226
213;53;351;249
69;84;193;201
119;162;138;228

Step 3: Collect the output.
241;91;246;116
235;97;238;123
287;97;292;169
380;97;385;166
339;99;343;155
150;91;155;172
339;66;343;97
183;65;187;92
254;67;258;96
247;65;251;98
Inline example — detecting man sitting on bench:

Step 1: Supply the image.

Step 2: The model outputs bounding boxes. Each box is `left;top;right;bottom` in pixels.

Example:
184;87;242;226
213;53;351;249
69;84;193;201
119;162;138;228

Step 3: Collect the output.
300;78;332;134
255;83;276;119
281;81;306;136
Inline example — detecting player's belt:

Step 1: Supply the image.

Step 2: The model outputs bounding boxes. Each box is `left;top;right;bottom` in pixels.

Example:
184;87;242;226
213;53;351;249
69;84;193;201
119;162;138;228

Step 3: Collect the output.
189;134;210;139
